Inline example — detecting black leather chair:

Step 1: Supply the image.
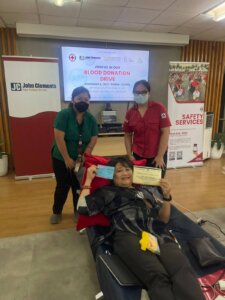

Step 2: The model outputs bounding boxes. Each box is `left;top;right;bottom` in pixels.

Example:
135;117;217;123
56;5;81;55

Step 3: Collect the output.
85;206;225;300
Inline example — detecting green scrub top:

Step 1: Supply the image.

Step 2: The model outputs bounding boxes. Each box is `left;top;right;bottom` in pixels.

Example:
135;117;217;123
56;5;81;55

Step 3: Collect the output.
52;108;98;162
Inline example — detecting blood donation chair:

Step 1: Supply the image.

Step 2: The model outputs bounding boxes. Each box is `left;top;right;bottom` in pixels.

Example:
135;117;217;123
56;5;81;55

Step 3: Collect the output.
77;154;225;300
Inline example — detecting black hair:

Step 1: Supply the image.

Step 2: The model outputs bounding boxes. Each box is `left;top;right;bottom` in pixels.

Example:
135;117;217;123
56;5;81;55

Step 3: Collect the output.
133;80;151;93
68;86;91;108
71;86;91;101
107;156;133;170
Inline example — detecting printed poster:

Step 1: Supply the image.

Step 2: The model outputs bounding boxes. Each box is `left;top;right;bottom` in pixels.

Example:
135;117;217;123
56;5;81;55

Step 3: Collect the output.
167;62;209;168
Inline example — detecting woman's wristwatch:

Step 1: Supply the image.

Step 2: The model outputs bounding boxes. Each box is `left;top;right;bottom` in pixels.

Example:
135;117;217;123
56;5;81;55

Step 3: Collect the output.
163;195;172;202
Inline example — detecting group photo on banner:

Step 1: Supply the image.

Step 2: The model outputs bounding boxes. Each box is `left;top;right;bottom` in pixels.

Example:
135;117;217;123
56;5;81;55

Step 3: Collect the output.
167;61;209;168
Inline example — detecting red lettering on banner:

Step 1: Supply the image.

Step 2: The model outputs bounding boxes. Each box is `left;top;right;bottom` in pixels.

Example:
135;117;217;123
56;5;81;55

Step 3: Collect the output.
103;70;130;76
84;70;102;75
100;77;115;81
84;70;130;76
176;119;203;125
181;114;203;120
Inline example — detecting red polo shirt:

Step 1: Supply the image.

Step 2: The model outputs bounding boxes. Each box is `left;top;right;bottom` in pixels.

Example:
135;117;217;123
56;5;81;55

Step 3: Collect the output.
123;101;171;158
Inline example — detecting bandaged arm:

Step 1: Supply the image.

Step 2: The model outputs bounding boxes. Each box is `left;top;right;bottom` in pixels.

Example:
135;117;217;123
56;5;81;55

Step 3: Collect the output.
77;181;92;214
77;165;97;214
77;196;88;215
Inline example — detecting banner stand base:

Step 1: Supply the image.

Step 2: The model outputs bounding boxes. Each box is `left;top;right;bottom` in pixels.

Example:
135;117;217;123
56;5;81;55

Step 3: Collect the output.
167;164;203;170
15;173;55;181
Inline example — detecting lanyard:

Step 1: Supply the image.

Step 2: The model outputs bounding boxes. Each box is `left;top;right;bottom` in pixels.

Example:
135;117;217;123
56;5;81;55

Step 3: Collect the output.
74;122;83;173
77;133;83;156
77;121;83;156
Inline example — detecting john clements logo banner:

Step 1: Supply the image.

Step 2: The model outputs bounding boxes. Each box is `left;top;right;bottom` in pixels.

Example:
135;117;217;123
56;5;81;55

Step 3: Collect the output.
3;56;61;178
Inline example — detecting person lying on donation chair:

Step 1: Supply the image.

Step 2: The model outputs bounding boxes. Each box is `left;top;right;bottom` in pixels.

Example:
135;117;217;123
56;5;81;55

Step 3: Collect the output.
77;156;204;300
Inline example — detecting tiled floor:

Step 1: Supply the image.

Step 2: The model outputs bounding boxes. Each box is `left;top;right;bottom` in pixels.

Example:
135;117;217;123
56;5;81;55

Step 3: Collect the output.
185;207;225;246
0;229;99;300
0;208;224;300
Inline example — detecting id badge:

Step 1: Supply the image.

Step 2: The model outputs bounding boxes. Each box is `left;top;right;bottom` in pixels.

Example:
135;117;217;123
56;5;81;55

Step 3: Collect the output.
74;157;82;173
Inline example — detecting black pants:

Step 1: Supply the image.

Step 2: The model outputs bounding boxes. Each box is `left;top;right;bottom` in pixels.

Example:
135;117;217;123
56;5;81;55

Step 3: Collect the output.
133;152;168;178
52;157;80;214
113;231;204;300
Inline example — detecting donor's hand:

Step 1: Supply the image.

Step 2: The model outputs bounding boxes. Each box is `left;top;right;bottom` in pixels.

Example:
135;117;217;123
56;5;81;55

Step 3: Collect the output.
65;157;75;169
86;165;97;183
159;179;171;199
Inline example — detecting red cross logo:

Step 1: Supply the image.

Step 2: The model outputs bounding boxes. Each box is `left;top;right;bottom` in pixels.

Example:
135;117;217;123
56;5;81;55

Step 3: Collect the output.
69;54;76;61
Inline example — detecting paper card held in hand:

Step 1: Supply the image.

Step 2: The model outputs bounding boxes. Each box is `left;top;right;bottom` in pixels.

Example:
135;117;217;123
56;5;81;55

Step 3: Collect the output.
96;165;115;180
133;166;162;186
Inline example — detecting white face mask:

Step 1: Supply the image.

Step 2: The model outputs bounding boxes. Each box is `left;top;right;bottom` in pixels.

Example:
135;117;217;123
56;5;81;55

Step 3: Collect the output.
134;93;149;104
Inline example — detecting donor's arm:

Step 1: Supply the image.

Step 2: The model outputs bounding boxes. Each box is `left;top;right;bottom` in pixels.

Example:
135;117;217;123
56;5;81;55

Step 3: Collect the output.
158;179;172;223
77;165;97;212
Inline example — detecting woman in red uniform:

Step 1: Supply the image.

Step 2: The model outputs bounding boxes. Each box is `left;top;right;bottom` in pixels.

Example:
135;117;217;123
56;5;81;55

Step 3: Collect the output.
123;80;171;177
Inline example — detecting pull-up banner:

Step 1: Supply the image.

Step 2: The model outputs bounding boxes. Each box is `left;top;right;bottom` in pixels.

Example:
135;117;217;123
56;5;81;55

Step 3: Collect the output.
167;62;209;168
3;56;61;179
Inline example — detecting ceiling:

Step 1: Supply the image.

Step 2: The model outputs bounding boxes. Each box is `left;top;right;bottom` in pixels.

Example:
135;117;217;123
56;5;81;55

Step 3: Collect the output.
1;0;225;42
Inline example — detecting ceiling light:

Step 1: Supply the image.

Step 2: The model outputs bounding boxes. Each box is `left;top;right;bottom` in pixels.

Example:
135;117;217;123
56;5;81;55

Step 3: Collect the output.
53;0;81;7
54;0;64;6
205;1;225;22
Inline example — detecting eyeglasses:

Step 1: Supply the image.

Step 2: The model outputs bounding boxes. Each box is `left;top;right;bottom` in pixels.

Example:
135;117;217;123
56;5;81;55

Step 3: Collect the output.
133;91;148;95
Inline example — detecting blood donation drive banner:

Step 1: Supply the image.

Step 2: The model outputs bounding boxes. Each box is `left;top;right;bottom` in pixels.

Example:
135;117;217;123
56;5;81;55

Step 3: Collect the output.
61;47;149;101
3;56;61;179
167;62;209;168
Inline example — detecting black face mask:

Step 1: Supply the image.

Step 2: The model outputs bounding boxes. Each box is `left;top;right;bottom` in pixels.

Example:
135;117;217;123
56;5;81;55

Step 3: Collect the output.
74;102;89;112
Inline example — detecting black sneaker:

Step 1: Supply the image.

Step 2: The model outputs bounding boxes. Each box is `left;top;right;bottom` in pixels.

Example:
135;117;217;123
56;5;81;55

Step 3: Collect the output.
50;214;61;224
